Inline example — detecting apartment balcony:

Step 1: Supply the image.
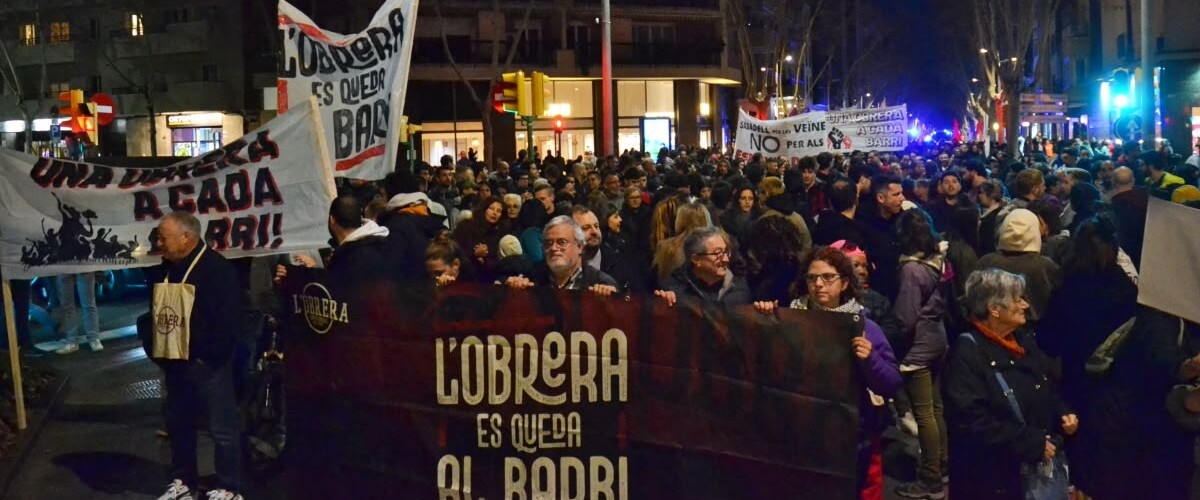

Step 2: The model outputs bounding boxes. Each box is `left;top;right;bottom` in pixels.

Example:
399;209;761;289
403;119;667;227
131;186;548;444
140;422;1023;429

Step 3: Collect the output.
412;38;722;68
11;40;75;65
111;20;209;57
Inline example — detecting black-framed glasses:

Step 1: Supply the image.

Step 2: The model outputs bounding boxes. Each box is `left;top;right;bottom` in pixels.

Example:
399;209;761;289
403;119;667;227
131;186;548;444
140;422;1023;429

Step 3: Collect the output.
542;238;575;250
805;273;843;284
694;248;729;260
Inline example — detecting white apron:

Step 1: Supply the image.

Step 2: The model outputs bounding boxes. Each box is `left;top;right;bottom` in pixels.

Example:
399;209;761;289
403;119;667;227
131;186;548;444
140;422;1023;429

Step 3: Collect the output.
151;245;205;360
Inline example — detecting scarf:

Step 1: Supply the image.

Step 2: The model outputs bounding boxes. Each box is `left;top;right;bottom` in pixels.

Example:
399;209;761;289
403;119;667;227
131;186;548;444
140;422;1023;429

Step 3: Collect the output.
398;204;430;217
972;320;1025;358
790;296;864;314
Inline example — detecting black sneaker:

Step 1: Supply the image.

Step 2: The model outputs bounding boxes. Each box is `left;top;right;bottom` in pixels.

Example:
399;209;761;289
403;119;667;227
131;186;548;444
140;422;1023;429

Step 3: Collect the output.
895;480;946;500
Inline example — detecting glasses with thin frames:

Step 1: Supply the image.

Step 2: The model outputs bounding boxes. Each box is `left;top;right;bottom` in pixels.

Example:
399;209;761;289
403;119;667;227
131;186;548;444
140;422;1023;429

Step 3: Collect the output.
805;273;843;284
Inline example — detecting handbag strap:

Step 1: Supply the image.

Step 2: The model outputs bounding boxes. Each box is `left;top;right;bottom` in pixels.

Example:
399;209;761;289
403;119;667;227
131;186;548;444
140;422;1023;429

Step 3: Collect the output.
960;333;1026;424
163;244;206;285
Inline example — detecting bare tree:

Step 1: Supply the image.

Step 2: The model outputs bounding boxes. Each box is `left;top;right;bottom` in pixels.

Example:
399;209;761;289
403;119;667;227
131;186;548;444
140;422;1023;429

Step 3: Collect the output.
435;0;535;162
722;0;826;107
968;0;1062;155
100;3;170;157
0;8;50;154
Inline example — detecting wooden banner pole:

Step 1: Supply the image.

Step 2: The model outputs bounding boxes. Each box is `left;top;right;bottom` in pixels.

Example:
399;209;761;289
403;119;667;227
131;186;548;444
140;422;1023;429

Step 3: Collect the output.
2;280;27;430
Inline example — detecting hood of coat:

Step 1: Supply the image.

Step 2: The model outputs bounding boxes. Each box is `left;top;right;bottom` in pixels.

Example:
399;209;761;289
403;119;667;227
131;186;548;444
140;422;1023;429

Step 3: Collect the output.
342;219;390;244
998;208;1041;253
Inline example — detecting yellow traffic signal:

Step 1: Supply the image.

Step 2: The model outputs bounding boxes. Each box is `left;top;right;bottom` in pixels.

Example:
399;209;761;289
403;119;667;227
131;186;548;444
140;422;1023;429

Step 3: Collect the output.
502;71;529;117
531;71;551;117
398;115;422;144
57;89;84;113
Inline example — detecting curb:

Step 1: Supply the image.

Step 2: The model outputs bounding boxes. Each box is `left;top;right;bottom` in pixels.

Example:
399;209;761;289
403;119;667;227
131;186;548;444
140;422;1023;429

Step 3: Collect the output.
0;372;71;498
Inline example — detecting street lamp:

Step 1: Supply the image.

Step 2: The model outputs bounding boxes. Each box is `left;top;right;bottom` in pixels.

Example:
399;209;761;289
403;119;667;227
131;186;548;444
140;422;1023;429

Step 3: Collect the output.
1009;57;1018;63
979;48;988;54
865;93;871;97
760;67;767;72
971;78;979;83
784;54;793;62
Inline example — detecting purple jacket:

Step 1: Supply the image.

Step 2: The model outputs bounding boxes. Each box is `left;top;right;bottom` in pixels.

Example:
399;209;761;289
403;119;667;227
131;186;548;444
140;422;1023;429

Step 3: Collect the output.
860;317;903;400
893;254;951;368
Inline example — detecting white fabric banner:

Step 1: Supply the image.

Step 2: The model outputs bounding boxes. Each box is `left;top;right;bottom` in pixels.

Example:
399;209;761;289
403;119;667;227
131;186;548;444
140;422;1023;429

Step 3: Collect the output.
733;105;908;161
1138;197;1200;324
0;99;336;279
277;0;418;180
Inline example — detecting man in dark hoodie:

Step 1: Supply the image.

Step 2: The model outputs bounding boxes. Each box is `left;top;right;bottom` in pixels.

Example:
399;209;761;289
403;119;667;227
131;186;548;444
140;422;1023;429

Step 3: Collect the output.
378;171;448;284
759;176;813;254
857;175;906;300
813;178;870;247
273;196;391;290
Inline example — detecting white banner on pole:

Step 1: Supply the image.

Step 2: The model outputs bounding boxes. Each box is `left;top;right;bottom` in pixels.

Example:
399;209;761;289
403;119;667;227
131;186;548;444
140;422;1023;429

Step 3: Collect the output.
734;105;908;161
0;99;336;280
277;0;418;180
1138;197;1200;324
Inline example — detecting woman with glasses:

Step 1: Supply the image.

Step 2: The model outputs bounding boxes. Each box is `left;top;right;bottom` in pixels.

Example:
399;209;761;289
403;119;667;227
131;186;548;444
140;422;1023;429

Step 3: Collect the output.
753;245;902;500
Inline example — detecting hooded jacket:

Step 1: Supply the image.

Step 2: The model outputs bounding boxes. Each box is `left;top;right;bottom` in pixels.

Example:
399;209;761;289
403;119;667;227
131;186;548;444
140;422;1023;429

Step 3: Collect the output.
379;193;449;283
978;208;1062;322
659;264;751;309
328;220;390;289
761;195;814;255
1110;187;1148;268
893;253;951;368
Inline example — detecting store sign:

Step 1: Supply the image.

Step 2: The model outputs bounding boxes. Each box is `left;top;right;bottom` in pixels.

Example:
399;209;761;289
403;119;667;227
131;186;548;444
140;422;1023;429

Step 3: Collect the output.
278;0;418;180
167;113;224;128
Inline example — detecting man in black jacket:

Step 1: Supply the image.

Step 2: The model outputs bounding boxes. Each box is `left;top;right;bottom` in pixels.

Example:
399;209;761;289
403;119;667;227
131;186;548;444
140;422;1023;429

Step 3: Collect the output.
378;171;448;284
325;196;390;288
505;216;619;295
148;212;245;500
571;206;645;294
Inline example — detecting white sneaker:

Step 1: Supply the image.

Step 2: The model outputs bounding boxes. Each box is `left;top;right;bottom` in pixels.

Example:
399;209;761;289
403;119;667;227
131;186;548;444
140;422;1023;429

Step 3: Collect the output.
157;479;195;500
88;339;104;351
206;489;243;500
55;343;79;355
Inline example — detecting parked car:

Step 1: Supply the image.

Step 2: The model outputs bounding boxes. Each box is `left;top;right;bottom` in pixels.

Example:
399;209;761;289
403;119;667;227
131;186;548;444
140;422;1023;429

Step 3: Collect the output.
29;268;147;307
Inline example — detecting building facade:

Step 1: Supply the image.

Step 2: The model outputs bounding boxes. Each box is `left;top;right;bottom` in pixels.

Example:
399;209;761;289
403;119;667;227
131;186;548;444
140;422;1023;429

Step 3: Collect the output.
0;0;251;159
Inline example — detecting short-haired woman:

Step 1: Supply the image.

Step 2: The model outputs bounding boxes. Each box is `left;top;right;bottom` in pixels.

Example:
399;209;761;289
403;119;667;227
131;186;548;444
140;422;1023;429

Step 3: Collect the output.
944;268;1078;500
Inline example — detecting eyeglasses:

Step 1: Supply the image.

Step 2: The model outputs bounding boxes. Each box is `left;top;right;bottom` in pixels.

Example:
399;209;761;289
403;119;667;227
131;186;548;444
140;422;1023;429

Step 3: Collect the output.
542;238;576;250
805;273;843;284
694;248;729;260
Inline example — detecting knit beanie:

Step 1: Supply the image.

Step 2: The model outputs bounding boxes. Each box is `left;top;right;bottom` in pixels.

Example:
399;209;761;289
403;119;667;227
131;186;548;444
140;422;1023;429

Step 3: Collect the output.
998;208;1041;253
498;235;523;258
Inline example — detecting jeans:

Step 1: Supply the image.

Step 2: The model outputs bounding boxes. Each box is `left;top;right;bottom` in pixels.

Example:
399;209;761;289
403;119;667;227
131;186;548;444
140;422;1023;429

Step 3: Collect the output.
904;367;948;486
164;360;243;492
55;273;99;343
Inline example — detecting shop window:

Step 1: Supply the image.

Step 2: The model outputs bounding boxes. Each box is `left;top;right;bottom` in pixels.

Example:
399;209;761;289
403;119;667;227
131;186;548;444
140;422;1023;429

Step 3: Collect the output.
171;127;222;157
49;22;70;43
617;81;646;117
20;24;36;46
551;81;593;118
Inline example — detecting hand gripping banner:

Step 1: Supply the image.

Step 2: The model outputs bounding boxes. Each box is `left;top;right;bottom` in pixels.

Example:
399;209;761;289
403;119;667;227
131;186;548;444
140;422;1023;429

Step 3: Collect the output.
280;271;864;499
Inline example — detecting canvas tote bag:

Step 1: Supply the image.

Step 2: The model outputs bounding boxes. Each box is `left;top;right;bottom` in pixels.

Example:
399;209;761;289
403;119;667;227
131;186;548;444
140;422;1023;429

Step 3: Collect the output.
151;245;205;360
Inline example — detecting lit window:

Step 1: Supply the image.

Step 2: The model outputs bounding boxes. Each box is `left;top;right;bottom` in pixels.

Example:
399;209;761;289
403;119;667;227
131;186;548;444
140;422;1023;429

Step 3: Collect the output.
128;14;144;37
49;22;70;43
20;24;36;46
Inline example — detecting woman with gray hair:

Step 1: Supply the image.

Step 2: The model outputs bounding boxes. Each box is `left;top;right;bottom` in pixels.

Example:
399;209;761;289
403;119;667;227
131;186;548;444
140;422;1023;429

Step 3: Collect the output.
943;268;1079;500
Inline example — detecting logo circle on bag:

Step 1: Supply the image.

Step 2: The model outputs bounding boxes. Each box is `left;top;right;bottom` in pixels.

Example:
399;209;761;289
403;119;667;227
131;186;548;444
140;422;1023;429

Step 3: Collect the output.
155;306;183;336
292;282;349;335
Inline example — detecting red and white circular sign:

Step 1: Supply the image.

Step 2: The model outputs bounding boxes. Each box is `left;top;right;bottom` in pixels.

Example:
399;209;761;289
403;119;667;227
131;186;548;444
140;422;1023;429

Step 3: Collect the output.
90;92;116;126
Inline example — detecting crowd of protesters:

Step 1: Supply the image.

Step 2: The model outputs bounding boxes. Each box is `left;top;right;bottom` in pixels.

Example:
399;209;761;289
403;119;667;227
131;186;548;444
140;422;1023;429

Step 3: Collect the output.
288;135;1200;500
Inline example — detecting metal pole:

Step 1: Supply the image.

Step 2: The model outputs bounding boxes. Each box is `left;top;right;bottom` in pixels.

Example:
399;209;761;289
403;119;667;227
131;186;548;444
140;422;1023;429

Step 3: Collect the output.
525;116;534;159
1139;0;1153;142
3;280;27;430
601;0;614;156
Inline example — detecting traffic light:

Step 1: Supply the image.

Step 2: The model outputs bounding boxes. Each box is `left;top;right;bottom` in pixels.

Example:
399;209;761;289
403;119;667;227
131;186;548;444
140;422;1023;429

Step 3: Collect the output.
501;71;529;117
531;71;551;118
398;115;422;144
57;89;98;145
553;116;564;136
1111;69;1131;109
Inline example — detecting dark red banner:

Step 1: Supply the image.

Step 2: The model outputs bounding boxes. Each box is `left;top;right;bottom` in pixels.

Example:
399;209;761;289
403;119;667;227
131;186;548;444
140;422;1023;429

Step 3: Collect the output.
281;268;863;499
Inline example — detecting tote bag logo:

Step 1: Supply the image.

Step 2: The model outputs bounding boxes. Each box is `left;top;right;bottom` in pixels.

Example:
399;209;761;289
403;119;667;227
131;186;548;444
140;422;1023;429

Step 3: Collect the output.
292;282;349;334
155;305;183;335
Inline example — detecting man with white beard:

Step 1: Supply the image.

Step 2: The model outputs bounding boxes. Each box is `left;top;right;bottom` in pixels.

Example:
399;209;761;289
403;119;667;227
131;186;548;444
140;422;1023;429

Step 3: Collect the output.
504;216;619;296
